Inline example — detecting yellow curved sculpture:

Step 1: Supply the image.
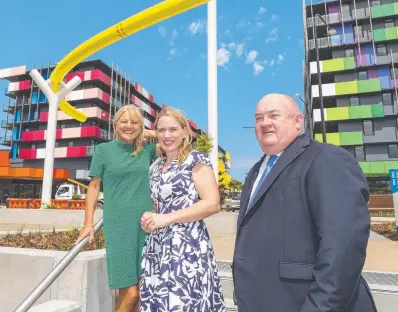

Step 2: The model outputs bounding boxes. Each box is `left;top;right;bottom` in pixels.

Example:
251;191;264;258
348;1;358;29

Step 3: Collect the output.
50;0;210;122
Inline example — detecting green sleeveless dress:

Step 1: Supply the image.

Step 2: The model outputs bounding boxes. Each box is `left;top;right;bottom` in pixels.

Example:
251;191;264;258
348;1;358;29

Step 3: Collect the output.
89;140;156;289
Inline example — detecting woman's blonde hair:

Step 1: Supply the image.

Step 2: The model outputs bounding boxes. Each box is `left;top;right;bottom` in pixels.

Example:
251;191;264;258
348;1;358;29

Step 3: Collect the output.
154;107;193;164
113;105;144;156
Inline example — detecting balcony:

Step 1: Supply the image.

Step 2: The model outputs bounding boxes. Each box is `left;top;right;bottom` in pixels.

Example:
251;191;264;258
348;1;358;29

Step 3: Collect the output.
309;31;372;50
0;135;12;145
1;119;13;129
3;103;15;113
371;3;398;20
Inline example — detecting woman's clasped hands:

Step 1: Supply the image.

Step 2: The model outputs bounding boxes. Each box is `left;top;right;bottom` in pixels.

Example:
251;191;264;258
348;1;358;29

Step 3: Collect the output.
141;212;171;232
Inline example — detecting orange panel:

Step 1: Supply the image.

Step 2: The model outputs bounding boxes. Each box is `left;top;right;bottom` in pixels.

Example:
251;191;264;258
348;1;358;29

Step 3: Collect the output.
0;151;10;166
0;167;13;177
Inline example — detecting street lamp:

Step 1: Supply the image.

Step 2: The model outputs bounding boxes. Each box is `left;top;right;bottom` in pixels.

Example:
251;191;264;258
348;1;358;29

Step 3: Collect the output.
313;14;336;143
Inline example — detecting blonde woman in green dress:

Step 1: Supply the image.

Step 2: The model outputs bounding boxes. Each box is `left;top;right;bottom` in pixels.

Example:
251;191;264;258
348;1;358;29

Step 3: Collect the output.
76;105;158;312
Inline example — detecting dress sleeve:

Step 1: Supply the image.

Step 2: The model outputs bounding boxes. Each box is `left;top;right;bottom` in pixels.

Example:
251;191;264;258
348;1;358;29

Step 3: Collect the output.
146;143;157;162
89;144;104;179
190;150;213;170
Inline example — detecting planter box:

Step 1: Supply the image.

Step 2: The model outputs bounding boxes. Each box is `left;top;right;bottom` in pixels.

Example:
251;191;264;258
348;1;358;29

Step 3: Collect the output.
0;247;113;312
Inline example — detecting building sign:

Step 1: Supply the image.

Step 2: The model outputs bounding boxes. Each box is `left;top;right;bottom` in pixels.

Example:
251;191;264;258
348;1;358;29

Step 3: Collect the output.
388;169;398;234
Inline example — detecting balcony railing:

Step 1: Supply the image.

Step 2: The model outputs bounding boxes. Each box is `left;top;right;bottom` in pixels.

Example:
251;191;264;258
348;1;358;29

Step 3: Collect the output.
307;8;370;28
1;120;13;128
3;103;16;112
309;31;372;49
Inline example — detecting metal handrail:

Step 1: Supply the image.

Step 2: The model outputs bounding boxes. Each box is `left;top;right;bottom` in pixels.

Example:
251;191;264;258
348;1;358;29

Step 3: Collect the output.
13;157;161;312
14;219;103;312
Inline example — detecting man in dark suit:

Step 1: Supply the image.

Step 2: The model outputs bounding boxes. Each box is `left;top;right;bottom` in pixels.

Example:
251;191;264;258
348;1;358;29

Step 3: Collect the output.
233;94;377;312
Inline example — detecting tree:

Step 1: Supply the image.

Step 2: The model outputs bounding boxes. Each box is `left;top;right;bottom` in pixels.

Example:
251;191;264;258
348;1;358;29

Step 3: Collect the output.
193;134;213;154
229;179;243;191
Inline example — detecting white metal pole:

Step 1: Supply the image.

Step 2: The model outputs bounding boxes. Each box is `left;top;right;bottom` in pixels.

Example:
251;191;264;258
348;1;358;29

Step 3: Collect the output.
207;0;218;182
29;70;81;206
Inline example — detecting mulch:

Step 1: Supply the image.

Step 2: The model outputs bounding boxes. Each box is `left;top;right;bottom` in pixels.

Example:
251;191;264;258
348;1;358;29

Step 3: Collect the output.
371;222;398;241
0;228;105;251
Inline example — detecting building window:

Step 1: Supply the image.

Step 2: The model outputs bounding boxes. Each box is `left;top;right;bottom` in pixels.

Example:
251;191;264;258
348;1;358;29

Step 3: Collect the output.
350;96;360;106
55;141;59;148
382;93;393;106
345;49;354;58
371;0;380;6
388;144;398;158
358;71;368;80
355;146;365;162
363;120;374;136
385;19;395;28
60;123;66;129
68;141;73;147
376;44;387;56
31;143;37;149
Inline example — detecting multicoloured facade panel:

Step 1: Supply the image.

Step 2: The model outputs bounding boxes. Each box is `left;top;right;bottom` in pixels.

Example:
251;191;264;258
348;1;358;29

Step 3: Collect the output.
305;0;398;182
1;59;231;181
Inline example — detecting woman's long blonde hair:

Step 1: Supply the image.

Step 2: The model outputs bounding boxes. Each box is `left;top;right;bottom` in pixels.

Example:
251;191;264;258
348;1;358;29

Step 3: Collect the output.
154;107;193;165
113;105;144;156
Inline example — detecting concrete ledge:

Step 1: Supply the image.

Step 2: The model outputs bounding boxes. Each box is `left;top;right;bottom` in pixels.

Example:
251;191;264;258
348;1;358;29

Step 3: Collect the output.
369;284;398;312
0;247;112;312
28;300;80;312
0;209;103;230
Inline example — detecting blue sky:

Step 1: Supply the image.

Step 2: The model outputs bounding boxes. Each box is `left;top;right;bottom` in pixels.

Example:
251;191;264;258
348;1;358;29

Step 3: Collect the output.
0;0;305;182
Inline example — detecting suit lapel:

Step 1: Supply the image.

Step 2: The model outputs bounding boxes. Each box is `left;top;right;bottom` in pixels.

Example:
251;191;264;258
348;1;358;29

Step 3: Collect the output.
237;156;265;229
240;134;310;226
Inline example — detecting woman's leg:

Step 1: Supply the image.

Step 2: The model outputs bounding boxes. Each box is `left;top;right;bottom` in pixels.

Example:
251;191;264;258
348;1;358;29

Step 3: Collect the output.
114;285;139;312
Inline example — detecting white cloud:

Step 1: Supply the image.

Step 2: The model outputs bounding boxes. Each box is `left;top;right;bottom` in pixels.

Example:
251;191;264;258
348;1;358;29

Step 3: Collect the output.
246;50;258;64
270;14;280;22
259;7;267;14
189;20;206;35
167;49;177;61
236;19;246;29
266;27;278;43
253;62;264;76
236;44;244;57
256;22;264;28
169;28;178;46
269;60;275;67
228;42;236;49
217;48;231;67
158;26;167;37
277;54;284;62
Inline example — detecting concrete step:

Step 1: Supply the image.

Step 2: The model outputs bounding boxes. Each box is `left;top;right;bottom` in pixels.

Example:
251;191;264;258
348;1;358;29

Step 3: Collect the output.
225;298;238;311
28;300;80;312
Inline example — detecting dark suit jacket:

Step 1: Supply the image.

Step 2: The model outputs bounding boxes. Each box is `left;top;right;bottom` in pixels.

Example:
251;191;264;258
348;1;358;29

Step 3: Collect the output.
233;134;378;312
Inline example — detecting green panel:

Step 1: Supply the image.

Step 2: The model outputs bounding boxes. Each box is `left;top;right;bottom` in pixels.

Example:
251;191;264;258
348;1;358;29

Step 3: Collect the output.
315;133;322;143
358;79;381;93
326;107;349;121
343;57;356;70
371;104;384;118
322;58;345;72
373;28;387;42
339;132;363;146
348;105;372;119
382;4;395;17
335;81;358;95
359;162;371;175
327;133;341;145
385;26;398;40
369;162;387;176
371;5;384;18
384;161;398;173
395;3;398;15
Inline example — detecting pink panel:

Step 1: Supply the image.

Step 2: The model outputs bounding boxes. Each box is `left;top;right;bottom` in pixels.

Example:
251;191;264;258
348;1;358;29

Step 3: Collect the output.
65;72;85;83
19;80;31;90
102;91;110;104
84;88;98;98
134;82;140;92
62;127;81;139
20;149;37;160
149;94;154;102
150;108;156;116
40;112;49;122
54;147;68;158
91;69;111;85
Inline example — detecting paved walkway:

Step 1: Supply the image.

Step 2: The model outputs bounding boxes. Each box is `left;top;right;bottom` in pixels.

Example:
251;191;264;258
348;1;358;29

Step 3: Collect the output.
210;232;398;273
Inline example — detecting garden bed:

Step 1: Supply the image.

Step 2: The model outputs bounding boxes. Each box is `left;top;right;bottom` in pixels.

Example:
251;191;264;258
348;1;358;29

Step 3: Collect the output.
0;228;105;251
370;211;395;218
371;222;398;241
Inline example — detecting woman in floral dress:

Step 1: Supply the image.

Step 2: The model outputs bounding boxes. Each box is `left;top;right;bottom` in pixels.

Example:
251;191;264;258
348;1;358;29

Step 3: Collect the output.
140;107;226;312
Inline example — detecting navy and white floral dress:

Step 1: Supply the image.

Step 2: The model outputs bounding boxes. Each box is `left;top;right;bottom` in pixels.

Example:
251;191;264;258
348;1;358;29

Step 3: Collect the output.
140;150;226;312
